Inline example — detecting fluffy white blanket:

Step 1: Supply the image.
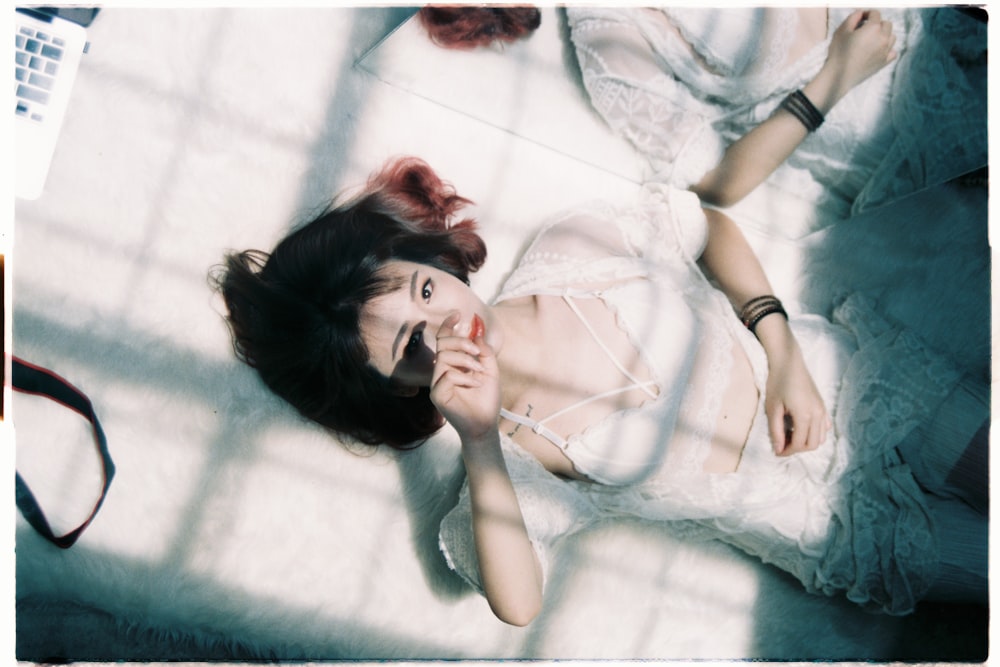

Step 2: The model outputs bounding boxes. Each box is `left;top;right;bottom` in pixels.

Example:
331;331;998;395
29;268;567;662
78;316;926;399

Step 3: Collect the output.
11;7;988;662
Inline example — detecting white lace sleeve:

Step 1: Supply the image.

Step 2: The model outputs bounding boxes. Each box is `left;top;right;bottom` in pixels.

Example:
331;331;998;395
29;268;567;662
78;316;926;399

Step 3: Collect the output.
530;185;708;266
438;436;598;594
567;8;726;189
633;184;709;264
494;186;709;303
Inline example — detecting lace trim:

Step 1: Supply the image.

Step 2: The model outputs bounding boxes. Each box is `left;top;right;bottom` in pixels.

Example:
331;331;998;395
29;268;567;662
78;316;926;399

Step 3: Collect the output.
751;10;799;78
675;323;733;474
660;8;800;79
497;255;647;303
438;433;600;594
578;60;726;189
440;206;962;615
629;8;828;104
570;7;987;222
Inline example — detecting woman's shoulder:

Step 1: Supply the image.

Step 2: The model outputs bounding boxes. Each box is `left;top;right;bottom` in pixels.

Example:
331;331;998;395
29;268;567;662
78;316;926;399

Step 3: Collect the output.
494;187;707;303
498;206;633;278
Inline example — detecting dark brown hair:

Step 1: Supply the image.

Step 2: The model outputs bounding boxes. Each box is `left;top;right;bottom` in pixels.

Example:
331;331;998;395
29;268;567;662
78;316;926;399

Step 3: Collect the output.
418;6;541;50
215;157;486;448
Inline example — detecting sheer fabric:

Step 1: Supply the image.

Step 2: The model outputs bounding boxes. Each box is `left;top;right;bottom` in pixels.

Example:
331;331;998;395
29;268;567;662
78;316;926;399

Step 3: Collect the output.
438;184;966;614
489;188;762;485
567;7;987;219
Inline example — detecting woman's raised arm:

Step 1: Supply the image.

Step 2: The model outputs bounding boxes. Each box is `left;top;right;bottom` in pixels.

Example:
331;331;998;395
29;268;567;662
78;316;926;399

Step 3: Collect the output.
431;315;543;626
692;10;898;207
461;431;544;625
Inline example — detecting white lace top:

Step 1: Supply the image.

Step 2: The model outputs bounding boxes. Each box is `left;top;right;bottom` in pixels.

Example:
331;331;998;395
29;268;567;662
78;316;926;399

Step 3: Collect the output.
493;186;764;485
567;7;987;219
438;184;965;615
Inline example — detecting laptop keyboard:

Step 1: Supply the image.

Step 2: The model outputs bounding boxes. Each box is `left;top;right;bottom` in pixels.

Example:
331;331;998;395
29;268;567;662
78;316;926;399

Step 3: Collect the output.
15;23;65;123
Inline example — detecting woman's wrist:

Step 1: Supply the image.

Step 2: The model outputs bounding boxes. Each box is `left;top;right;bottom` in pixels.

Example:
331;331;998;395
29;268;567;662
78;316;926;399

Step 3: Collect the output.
461;427;504;466
738;295;787;334
805;61;852;113
737;295;797;362
754;314;802;370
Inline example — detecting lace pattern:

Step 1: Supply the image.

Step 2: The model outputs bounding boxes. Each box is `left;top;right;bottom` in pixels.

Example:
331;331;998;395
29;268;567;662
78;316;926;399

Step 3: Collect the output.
675;322;732;474
661;8;800;80
567;7;986;222
852;9;987;213
438;191;962;614
438;432;600;594
576;295;959;613
492;188;735;486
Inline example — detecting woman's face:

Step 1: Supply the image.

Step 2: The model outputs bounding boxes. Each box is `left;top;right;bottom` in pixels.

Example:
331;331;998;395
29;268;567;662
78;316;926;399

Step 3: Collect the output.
361;260;498;390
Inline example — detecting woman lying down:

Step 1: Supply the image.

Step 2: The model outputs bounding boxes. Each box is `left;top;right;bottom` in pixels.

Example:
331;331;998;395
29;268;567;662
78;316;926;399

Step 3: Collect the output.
216;149;987;625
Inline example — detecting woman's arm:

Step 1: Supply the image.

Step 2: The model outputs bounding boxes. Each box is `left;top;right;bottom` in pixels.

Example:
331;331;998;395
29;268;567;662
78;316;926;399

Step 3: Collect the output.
698;207;830;454
462;431;543;626
692;10;898;207
431;316;543;625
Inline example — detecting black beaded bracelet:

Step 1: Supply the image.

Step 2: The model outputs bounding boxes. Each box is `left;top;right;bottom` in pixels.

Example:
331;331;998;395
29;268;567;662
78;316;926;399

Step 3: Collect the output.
739;295;788;334
780;89;824;132
738;295;776;317
739;295;780;326
746;303;788;334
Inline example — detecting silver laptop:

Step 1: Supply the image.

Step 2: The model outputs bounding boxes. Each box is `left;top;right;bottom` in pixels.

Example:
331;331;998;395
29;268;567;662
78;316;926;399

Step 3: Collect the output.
15;8;88;200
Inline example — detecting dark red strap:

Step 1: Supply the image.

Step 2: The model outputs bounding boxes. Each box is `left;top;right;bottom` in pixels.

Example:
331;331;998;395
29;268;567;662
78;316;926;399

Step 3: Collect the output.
13;357;115;548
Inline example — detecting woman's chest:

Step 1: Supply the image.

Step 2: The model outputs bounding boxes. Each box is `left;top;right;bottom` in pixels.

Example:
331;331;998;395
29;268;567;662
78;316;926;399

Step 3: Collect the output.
500;293;650;478
500;285;701;478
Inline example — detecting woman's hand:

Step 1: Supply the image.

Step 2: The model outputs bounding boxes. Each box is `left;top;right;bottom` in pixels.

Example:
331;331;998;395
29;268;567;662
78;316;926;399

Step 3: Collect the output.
697;207;831;456
821;9;898;101
764;341;831;456
429;313;501;442
692;9;898;207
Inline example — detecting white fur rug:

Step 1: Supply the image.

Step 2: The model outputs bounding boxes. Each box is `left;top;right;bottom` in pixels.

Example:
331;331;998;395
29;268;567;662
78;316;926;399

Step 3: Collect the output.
11;7;988;662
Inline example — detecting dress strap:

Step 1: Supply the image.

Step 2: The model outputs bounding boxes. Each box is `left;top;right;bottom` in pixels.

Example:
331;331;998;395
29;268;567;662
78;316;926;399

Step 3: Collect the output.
500;408;569;449
501;384;659;450
562;294;659;399
498;293;660;451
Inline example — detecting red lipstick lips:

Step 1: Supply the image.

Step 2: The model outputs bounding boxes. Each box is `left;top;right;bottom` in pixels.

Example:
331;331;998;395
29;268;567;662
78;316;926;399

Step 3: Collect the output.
469;314;485;340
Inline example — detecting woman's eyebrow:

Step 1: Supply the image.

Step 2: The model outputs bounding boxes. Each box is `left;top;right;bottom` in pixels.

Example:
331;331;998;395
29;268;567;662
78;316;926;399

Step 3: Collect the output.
390;270;419;361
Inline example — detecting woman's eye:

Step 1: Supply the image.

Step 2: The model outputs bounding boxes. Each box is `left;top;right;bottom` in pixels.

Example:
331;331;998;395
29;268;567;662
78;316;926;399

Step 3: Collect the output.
404;330;423;358
421;279;433;301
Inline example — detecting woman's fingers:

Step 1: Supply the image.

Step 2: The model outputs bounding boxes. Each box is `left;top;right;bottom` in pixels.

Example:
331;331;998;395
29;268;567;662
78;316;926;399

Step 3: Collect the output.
432;352;487;401
883;23;898;61
780;409;831;455
435;312;487;358
431;332;496;394
435;335;481;358
437;312;461;339
435;348;485;374
842;8;865;30
825;12;895;99
768;400;831;456
432;348;483;392
787;412;809;453
799;417;821;452
433;367;482;392
767;404;788;455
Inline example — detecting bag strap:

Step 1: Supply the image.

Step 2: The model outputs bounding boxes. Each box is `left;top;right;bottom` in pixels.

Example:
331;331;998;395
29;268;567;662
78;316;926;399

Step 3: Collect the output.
13;357;115;548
